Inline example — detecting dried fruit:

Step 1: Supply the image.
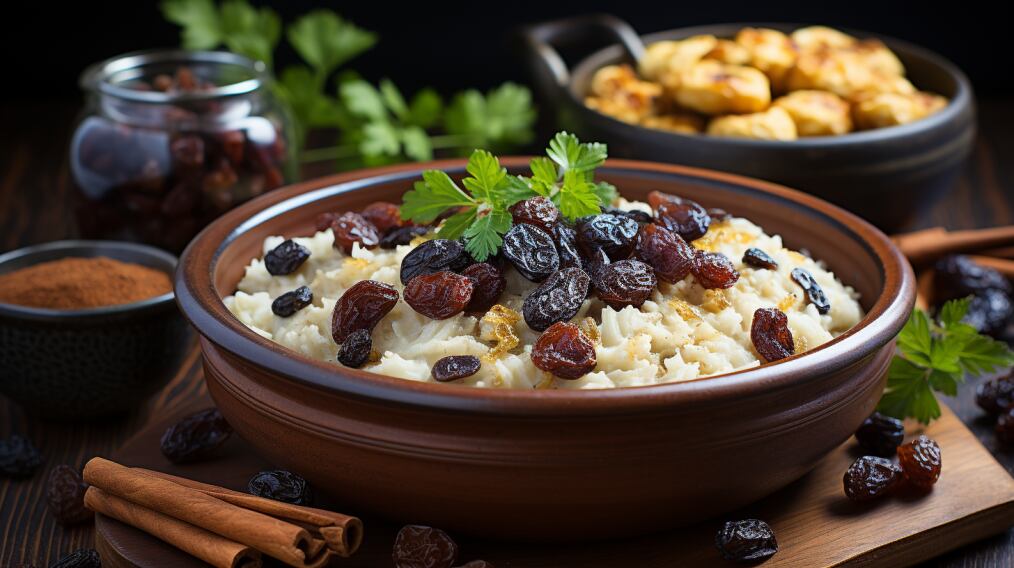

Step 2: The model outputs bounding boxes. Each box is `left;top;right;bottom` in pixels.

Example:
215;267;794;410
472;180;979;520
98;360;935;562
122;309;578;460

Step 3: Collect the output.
843;456;902;501
707;207;732;221
330;212;380;253
315;212;340;232
714;519;778;562
509;196;560;232
392;524;459;568
271;286;313;318
264;239;311;276
553;224;584;271
854;412;905;457
49;549;101;568
502;223;560;282
934;255;1013;335
405;272;474;320
338;329;372;368
691;251;740;289
750;308;795;363
742;247;778;270
791;268;831;314
47;465;92;525
361;202;403;234
170;135;205;168
332;280;400;343
160;408;233;464
603;207;653;224
523;268;591;331
0;435;42;478
462;263;507;313
432;355;482;382
455;562;495;568
400;239;471;284
996;408;1014;444
596;260;656;310
576;214;639;261
248;470;313;506
531;322;597;380
897;435;941;490
964;289;1014;338
381;226;430;249
635;223;694;282
650;191;711;242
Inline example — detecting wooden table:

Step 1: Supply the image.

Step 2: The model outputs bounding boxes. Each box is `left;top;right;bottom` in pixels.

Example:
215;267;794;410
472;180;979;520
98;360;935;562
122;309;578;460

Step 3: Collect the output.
1;101;1011;567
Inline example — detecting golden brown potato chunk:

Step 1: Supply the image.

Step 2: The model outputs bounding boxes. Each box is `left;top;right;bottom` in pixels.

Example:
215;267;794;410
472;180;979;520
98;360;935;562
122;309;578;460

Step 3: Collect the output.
705;39;752;66
735;28;798;92
707;106;798;140
786;48;913;99
641;113;706;134
790;26;857;52
586;65;663;123
675;60;772;115
639;36;718;89
851;91;948;129
773;90;852;136
848;39;905;77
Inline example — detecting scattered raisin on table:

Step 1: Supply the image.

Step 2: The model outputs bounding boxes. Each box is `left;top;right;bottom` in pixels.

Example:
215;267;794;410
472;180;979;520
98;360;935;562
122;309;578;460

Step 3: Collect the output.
650;191;711;242
531;322;597;380
381;226;429;249
975;373;1014;415
47;465;92;525
897;435;941;490
742;248;778;270
405;272;474;320
523;267;590;331
750;308;795;363
790;268;831;314
432;355;482;382
462;263;507;313
329;211;380;253
392;525;459;568
692;251;740;290
248;469;313;505
0;435;42;478
553;224;584;271
360;202;403;234
331;280;399;343
400;239;471;285
509;196;560;232
996;408;1014;444
264;239;311;276
160;408;232;464
843;456;902;501
337;329;372;368
271;286;313;317
595;259;657;310
48;549;101;568
635;223;694;283
576;214;639;261
502;223;560;282
933;255;1013;337
714;519;778;562
854;412;905;457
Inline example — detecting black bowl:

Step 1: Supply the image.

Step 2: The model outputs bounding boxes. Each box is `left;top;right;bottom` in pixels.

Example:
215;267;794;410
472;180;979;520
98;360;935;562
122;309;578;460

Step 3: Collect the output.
520;15;976;231
0;241;192;420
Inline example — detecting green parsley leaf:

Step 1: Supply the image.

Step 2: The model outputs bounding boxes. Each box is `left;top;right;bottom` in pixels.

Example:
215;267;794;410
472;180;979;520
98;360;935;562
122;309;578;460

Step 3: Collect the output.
555;169;603;219
437;210;477;240
529;157;558;195
339;80;387;121
161;0;222;49
878;357;941;423
379;79;409;121
401;126;433;162
444;83;536;152
287;10;376;80
462;150;508;203
400;171;475;223
593;181;619;206
359;122;400;157
408;89;443;128
501;176;539;206
463;209;512;262
219;0;280;66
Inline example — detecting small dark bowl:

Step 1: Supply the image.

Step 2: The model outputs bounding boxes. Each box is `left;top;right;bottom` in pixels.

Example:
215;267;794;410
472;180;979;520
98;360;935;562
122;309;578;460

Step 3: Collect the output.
0;241;192;420
520;15;976;231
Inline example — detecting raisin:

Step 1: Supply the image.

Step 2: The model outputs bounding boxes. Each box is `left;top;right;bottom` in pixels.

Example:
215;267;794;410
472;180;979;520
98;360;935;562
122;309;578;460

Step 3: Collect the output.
976;374;1014;414
934;255;1012;296
707;207;732;221
400;239;471;285
170;135;205;168
461;263;507;313
854;412;905;457
455;562;495;568
996;408;1014;444
635;223;693;283
432;355;482;382
382;226;429;249
330;212;380;253
963;289;1013;338
502;223;560;282
576;214;639;261
509;196;560;232
582;246;612;289
332;280;399;343
315;212;340;232
264;240;311;275
650;191;711;242
596;260;656;310
603;207;653;224
361;202;403;234
553;224;584;271
248;470;312;506
337;329;372;368
791;268;831;314
392;525;459;568
0;435;42;478
47;465;92;525
691;251;739;289
714;519;778;562
532;322;596;380
49;549;101;568
742;248;778;270
271;286;313;318
897;435;941;490
160;408;233;464
843;455;901;501
523;268;591;331
405;271;474;319
750;308;794;363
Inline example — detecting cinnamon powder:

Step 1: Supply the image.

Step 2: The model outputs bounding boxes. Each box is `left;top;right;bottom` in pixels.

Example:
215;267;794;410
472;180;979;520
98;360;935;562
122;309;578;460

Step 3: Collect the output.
0;257;171;309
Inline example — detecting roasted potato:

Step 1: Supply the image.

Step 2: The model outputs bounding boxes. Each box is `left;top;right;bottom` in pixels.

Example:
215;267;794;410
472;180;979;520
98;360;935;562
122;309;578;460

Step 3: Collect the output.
639;35;718;89
707;106;798;140
773;90;852;136
785;48;913;99
790;26;856;52
675;60;771;115
851;91;947;129
705;39;752;66
848;39;905;77
641;113;706;134
735;28;797;92
586;65;663;122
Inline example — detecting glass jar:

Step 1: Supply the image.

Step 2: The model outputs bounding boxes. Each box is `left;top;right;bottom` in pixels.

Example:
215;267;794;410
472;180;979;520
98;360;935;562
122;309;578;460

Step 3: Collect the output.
71;50;297;252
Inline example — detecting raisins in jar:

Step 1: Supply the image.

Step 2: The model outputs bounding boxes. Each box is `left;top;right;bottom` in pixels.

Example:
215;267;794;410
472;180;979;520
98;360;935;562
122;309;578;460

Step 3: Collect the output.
854;412;905;457
523;267;590;331
405;271;474;320
691;251;740;289
170;135;205;169
897;435;941;490
338;329;372;368
248;469;313;505
462;263;507;313
596;259;656;310
264;240;311;276
400;239;471;285
750;308;794;363
160;408;232;464
271;286;313;318
509;196;560;232
996;408;1014;444
742;247;778;270
502;223;560;282
714;519;778;562
790;268;831;314
382;226;429;249
650;191;711;242
332;280;399;343
843;456;901;501
455;562;495;568
47;465;92;525
0;435;42;478
392;524;459;568
635;223;694;283
361;202;403;234
432;355;482;382
553;224;584;271
532;322;597;380
330;212;380;253
49;549;101;568
576;214;639;262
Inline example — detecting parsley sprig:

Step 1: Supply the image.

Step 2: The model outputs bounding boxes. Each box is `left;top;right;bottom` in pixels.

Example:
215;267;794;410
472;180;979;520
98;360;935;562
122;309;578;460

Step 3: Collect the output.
878;298;1014;424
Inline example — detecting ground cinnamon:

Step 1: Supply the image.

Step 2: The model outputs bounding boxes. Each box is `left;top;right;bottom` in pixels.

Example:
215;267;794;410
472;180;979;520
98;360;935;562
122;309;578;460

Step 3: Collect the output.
0;256;171;309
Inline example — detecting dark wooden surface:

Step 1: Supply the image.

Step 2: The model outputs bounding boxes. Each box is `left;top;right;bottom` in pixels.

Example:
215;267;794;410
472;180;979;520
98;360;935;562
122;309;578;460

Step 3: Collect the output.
1;100;1011;567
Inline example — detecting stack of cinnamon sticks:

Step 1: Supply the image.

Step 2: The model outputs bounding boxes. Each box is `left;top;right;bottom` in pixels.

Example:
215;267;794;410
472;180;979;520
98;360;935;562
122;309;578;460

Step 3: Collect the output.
83;457;363;568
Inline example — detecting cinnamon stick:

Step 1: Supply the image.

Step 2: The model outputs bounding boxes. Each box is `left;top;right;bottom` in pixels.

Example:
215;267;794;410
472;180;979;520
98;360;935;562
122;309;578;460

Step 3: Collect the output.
893;225;1014;266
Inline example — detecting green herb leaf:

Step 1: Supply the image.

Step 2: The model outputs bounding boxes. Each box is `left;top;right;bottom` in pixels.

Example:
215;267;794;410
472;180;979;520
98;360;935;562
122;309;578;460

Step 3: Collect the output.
437;210;477;240
878;357;940;423
218;0;280;65
287;10;376;79
379;79;409;121
161;0;222;49
444;83;536;152
401;126;433;162
400;171;475;223
556;169;603;219
359;122;400;157
339;80;387;121
462;150;508;203
408;89;443;128
463;209;512;262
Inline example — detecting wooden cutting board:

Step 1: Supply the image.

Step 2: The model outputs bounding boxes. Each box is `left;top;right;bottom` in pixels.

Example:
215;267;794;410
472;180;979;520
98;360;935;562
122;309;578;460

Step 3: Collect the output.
96;395;1014;568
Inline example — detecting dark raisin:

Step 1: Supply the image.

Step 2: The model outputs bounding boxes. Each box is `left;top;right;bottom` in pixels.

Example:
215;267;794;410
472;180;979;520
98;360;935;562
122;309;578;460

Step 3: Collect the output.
400;239;471;284
432;355;482;382
455;562;495;568
750;308;794;363
47;465;92;525
596;260;656;310
635;223;694;283
332;280;399;343
707;207;732;221
361;202;403;234
392;525;459;568
843;455;902;501
650;191;711;242
405;272;474;319
509;196;560;232
532;322;596;380
382;226;430;249
248;469;313;505
160;408;232;464
791;268;831;314
934;255;1012;296
0;435;42;478
329;212;380;253
271;286;313;317
582;246;612;290
264;239;311;276
742;248;778;270
854;412;905;457
996;408;1014;444
714;519;778;562
603;207;654;224
49;549;101;568
576;214;639;262
963;289;1013;338
462;263;507;313
502;223;560;282
897;435;941;490
315;212;340;232
523;268;591;331
691;251;740;289
338;329;372;368
553;224;584;271
170;135;204;168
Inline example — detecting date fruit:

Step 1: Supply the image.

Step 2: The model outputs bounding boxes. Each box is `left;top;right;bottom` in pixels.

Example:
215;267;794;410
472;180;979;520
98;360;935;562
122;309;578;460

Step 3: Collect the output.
264;239;311;276
0;435;42;478
47;465;92;525
854;412;905;457
595;259;657;310
843;456;902;501
332;280;399;343
432;355;482;382
502;223;560;282
248;469;313;506
576;214;639;262
523;267;591;331
400;239;471;284
405;272;474;320
271;286;313;317
714;519;778;562
337;329;372;368
750;308;795;363
742;247;778;270
532;322;597;380
791;268;831;314
462;263;507;313
635;223;694;283
160;408;233;464
691;251;740;289
897;435;941;490
392;524;459;568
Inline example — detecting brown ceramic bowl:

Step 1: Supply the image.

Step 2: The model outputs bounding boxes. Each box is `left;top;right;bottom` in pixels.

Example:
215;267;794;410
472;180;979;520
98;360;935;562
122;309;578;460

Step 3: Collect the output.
176;158;915;541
